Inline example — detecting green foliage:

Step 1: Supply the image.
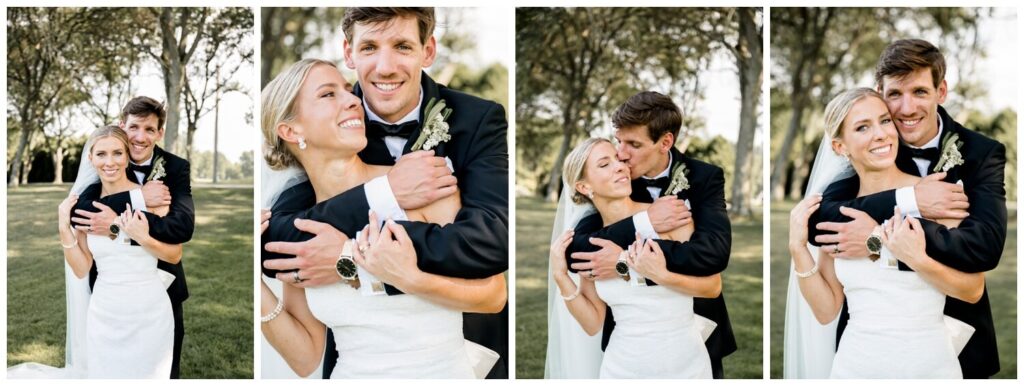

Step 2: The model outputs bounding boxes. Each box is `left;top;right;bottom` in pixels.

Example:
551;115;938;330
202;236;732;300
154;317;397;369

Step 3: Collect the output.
964;108;1017;200
191;150;253;182
7;186;254;378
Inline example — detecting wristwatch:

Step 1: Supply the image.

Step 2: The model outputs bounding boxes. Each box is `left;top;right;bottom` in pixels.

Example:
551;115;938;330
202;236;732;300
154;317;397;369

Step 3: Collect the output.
335;241;359;288
615;251;630;281
866;227;883;261
108;223;121;241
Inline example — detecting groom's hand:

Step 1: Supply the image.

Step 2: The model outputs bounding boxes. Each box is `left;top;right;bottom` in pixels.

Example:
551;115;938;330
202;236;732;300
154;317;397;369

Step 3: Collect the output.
814;206;876;259
914;172;970;220
648;196;692;233
388;150;457;210
71;201;116;237
263;218;349;288
141;180;172;207
569;238;622;280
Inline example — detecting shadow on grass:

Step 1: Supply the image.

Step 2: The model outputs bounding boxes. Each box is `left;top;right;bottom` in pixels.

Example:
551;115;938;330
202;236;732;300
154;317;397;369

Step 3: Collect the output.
7;185;254;379
514;196;764;379
768;200;1017;379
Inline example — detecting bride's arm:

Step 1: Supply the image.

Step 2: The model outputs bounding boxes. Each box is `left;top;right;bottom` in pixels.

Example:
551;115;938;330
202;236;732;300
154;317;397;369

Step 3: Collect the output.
884;215;984;303
261;281;327;377
551;230;606;336
790;195;844;324
59;195;92;278
121;209;182;264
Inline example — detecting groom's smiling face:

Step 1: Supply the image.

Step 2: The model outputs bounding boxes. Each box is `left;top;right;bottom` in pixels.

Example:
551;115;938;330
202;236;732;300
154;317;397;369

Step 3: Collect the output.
344;16;437;123
879;67;947;147
121;113;163;163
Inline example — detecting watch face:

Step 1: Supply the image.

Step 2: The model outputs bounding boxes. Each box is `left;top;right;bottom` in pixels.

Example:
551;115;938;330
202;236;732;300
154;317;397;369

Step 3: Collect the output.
336;257;358;280
109;224;120;235
615;261;629;275
867;236;882;254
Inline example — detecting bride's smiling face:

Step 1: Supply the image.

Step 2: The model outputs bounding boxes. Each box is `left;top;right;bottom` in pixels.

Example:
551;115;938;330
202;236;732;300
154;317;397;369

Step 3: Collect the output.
288;64;366;155
576;141;633;201
90;136;130;184
832;96;899;172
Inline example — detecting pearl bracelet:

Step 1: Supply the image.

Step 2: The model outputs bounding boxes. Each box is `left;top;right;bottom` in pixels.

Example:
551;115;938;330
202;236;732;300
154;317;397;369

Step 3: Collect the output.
795;264;819;278
561;282;582;301
261;298;284;323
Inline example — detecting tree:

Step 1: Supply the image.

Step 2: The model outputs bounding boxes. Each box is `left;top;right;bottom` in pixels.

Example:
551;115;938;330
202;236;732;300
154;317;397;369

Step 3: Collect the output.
7;8;131;186
181;7;253;162
260;8;346;88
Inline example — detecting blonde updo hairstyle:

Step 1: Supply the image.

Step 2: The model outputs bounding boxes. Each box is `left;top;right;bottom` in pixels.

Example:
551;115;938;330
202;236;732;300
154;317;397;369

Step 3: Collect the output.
88;124;131;157
261;58;339;170
823;88;885;150
562;137;612;205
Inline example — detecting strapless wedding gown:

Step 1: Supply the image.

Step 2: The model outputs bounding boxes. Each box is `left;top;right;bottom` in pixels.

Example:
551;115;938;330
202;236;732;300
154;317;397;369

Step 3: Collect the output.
84;231;174;378
831;257;961;378
305;283;475;378
594;278;711;379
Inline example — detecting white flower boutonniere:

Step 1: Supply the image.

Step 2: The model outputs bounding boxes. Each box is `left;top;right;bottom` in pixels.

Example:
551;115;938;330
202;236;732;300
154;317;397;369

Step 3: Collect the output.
147;156;167;182
663;162;690;197
410;98;453;151
933;131;965;173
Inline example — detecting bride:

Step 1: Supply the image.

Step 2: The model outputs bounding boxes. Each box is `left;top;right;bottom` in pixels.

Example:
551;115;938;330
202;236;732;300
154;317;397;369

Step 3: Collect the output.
10;125;176;379
787;88;983;378
547;137;719;379
259;58;506;378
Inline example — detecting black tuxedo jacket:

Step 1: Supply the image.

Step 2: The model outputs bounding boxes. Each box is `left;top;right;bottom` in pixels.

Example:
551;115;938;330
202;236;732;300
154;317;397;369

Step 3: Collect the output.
74;145;195;304
262;72;509;378
566;147;737;362
808;105;1006;378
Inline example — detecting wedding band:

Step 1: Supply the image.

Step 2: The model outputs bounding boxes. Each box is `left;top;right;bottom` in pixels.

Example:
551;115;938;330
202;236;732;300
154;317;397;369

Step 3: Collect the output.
833;245;840;254
292;271;303;284
588;271;596;279
358;243;368;254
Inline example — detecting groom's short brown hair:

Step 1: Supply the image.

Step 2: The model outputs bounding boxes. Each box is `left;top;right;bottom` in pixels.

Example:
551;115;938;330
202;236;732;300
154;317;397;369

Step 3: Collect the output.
342;7;435;45
875;39;946;89
120;96;166;130
612;91;682;143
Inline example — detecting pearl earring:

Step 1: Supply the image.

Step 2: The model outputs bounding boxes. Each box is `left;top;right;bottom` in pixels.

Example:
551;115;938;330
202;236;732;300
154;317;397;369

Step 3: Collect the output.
298;137;307;150
587;191;594;199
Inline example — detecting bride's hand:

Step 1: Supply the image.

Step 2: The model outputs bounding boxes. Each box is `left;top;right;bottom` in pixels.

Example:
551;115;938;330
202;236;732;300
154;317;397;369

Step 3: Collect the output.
260;209;272;234
549;230;574;278
628;237;668;283
58;194;78;228
881;208;926;266
354;211;420;291
789;194;822;250
120;205;151;241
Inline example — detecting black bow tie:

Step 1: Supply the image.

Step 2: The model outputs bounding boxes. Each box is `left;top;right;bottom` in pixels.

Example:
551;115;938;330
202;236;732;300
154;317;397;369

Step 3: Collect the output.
366;120;419;140
638;176;670;188
906;146;940;162
128;163;153;176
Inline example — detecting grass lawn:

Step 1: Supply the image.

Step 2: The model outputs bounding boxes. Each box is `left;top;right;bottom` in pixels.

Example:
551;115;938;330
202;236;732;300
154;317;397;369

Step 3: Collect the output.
7;184;254;379
515;196;763;379
769;200;1017;378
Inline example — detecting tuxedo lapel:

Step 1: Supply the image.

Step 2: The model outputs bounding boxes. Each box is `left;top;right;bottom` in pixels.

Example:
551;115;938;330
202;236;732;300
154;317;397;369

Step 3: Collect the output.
895;143;923;177
403;72;443;155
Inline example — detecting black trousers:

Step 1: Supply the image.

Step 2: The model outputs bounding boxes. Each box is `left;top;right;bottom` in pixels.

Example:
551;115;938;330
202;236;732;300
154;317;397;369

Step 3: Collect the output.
711;356;724;379
170;300;184;379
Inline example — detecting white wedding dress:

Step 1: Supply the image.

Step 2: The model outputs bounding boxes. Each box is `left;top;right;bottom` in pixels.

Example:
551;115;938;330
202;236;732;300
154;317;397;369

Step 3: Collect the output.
304;283;475;378
84;189;174;378
830;257;961;378
594;278;712;379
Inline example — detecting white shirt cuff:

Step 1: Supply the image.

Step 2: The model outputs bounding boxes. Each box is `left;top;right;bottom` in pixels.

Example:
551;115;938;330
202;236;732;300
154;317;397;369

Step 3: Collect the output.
632;211;658;239
364;175;409;221
895;186;922;218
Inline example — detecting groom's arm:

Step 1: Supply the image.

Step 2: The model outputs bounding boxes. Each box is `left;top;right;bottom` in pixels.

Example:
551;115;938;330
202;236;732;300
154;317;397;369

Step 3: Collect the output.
138;158;195;244
264;103;509;280
915;142;1006;273
568;166;731;276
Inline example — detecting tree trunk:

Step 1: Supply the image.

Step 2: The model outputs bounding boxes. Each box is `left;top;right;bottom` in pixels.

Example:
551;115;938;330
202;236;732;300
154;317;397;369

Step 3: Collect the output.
770;93;807;201
8;124;33;187
545;98;579;202
52;145;65;184
729;8;762;217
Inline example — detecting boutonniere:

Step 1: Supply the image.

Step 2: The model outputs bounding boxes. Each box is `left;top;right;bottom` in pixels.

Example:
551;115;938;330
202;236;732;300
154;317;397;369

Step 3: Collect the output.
663;162;690;196
410;97;453;151
933;131;965;173
147;155;167;181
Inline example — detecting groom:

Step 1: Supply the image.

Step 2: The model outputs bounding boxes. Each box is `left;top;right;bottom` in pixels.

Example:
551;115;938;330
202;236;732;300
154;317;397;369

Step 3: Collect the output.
261;7;509;378
71;96;195;378
566;91;736;378
808;39;1007;378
